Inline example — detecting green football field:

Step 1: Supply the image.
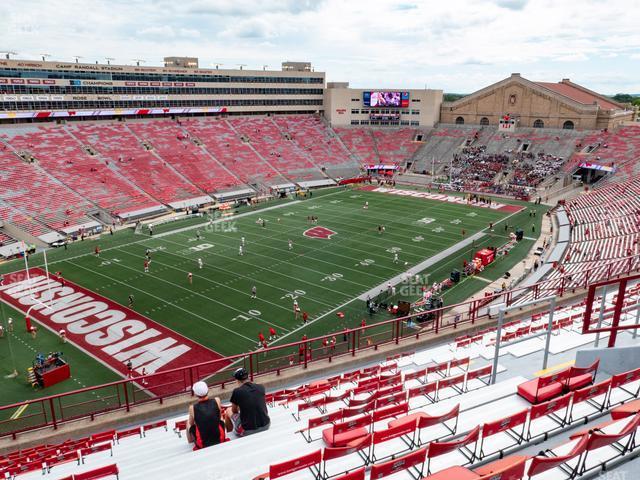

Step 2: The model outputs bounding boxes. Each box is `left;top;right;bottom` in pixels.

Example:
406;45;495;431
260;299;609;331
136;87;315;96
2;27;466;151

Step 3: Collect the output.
0;186;545;409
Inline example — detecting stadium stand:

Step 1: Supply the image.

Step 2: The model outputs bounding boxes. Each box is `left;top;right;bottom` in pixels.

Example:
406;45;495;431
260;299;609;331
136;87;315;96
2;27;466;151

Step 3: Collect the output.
410;126;587;196
568;125;640;185
1;126;161;220
69;122;202;204
6;331;639;480
0;132;96;234
334;128;380;165
530;178;640;294
227;116;324;181
334;127;422;166
178;118;289;186
0;203;52;238
370;128;422;164
271;115;360;178
126;120;245;194
0;231;16;247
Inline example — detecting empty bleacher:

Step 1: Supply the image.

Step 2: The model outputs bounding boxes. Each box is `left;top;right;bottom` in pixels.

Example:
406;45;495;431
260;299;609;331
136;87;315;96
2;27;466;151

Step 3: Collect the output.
179;118;289;186
227;116;324;182
70;122;202;204
568;125;640;186
2;126;159;219
334;127;423;167
126;120;245;193
6;305;640;480
531;178;640;293
0;133;95;233
272;115;360;178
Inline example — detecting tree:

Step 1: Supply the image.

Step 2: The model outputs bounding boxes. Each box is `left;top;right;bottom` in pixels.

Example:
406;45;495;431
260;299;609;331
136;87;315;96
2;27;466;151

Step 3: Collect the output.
611;93;635;104
443;93;467;102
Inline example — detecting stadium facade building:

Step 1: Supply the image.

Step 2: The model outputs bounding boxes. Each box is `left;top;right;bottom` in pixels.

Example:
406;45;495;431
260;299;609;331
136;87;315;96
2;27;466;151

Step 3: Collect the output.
440;73;634;130
0;58;631;130
323;82;442;127
0;58;325;121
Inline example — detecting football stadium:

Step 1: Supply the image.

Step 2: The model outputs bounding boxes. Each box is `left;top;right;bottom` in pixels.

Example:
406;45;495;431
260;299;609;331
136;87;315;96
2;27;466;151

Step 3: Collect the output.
1;1;640;479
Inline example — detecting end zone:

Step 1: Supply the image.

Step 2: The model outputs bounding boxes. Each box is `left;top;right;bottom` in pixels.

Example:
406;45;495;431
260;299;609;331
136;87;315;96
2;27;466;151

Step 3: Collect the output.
358;186;524;213
0;268;228;395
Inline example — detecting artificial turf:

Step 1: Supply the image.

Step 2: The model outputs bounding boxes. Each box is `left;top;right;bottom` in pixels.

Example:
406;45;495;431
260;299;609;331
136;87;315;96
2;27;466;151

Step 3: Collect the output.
0;185;546;410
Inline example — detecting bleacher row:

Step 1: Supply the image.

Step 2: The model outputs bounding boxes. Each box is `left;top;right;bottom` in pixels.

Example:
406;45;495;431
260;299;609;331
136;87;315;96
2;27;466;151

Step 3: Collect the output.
529;178;640;296
459;280;640;353
5;298;640;480
1;118;638;240
565;125;640;185
411;126;585;179
2;116;407;237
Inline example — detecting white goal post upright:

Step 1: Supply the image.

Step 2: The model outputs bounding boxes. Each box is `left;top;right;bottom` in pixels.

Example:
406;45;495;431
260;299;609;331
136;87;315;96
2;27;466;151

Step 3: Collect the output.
490;295;557;384
22;243;56;320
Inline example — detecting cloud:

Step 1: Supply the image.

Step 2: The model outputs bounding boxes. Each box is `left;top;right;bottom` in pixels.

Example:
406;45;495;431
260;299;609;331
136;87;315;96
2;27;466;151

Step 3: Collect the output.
137;25;176;37
186;0;323;16
553;52;589;62
393;3;418;10
219;18;274;39
1;0;639;94
137;25;201;39
494;0;529;10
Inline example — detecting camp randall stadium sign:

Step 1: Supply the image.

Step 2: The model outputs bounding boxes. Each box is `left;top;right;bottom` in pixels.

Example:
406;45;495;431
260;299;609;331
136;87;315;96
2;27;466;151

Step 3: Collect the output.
0;268;227;395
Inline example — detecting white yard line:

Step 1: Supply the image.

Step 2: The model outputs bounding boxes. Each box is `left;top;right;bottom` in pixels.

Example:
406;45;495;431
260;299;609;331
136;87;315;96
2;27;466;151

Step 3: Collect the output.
65;260;258;343
144;236;346;307
110;246;295;322
356;231;487;301
271;204;528;346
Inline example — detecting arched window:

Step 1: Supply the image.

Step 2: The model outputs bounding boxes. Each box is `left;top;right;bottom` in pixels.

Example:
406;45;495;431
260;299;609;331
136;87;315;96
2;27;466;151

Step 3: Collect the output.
533;119;544;128
563;120;574;130
480;117;489;126
455;116;465;125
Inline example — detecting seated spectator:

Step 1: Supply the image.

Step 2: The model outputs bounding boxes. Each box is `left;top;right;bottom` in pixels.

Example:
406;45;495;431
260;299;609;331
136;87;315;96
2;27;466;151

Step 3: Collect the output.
225;368;270;436
187;381;227;450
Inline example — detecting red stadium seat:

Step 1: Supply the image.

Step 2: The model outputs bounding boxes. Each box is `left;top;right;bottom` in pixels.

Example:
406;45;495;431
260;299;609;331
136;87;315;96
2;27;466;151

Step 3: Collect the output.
422;455;526;480
526;392;572;440
322;415;372;448
527;434;590;477
577;413;640;475
333;467;365;480
369;447;426;479
565;359;599;391
254;450;322;480
477;409;528;459
424;426;480;475
73;463;119;480
517;369;570;404
322;435;371;478
388;403;459;446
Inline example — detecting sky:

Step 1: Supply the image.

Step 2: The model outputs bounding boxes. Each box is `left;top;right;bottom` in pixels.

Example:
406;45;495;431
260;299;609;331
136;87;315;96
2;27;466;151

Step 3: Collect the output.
1;0;639;94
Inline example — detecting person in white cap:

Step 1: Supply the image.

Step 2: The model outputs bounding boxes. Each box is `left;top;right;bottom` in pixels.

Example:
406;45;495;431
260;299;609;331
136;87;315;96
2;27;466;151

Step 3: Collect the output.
186;381;227;450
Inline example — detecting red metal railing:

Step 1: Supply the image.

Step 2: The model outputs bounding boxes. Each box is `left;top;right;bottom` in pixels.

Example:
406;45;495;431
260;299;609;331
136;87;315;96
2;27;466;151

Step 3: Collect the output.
1;252;639;440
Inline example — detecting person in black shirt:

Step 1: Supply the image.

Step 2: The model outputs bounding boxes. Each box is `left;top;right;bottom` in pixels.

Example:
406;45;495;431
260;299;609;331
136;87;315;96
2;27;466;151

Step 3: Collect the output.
187;381;226;450
225;368;270;436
